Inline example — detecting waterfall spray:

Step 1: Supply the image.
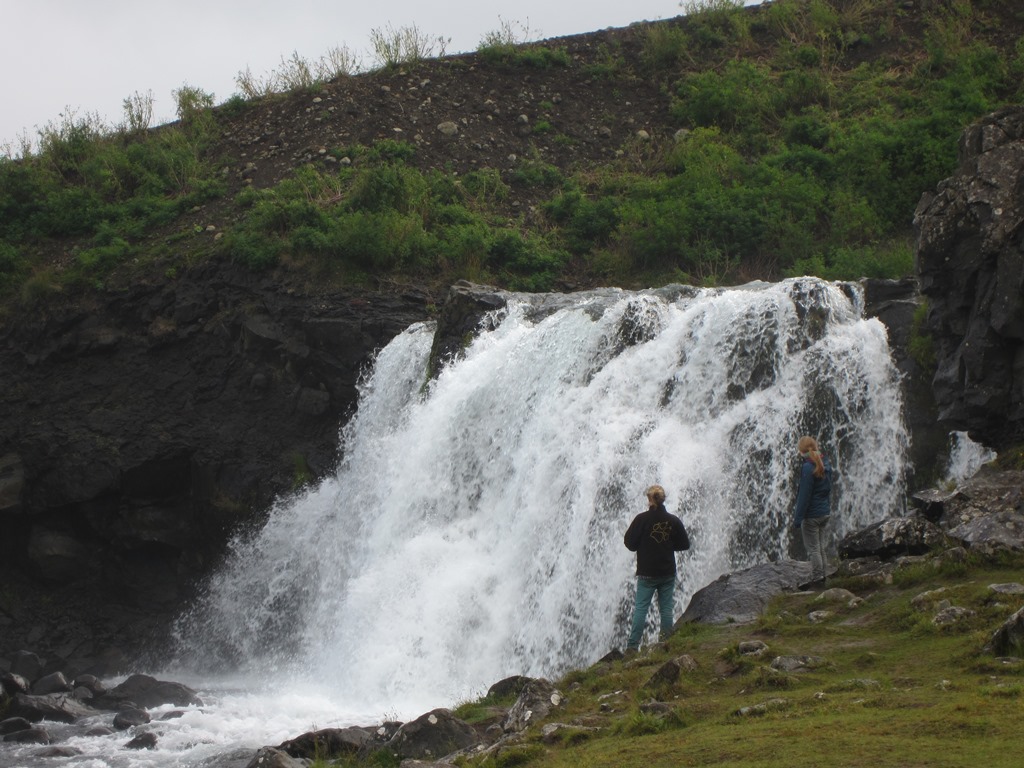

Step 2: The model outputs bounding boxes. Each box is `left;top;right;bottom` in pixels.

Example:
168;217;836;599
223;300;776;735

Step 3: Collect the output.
176;278;908;713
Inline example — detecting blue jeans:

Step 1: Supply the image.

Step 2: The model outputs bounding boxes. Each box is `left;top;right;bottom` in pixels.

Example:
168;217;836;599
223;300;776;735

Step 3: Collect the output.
627;575;675;650
802;515;830;582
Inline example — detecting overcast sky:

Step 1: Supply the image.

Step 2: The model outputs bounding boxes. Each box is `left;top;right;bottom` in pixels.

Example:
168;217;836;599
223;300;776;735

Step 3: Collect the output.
1;0;767;153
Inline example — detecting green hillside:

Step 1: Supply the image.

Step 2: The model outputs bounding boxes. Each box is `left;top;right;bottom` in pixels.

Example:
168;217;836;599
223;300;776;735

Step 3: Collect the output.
1;0;1022;308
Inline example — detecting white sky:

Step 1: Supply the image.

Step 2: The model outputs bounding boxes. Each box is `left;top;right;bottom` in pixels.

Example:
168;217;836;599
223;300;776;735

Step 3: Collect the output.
0;0;746;152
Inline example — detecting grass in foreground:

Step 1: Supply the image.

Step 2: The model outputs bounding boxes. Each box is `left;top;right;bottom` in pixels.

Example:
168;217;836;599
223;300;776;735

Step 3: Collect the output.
441;553;1024;768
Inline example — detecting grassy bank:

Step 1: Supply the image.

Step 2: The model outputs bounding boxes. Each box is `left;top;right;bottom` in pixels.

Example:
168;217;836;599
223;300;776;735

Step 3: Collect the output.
2;0;1024;306
323;549;1024;767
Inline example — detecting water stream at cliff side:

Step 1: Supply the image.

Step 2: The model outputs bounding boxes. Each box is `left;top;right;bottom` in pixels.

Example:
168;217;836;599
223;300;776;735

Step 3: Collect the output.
2;278;909;767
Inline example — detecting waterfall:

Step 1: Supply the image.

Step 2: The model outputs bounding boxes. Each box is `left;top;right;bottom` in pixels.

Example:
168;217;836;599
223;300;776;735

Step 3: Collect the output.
944;430;997;484
175;278;908;714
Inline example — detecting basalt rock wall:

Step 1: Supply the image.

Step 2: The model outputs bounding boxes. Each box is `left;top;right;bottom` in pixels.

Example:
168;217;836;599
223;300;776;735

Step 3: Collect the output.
0;263;429;618
915;105;1024;449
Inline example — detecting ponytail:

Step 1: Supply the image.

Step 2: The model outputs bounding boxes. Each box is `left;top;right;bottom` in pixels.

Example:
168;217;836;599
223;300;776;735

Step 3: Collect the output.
809;451;825;479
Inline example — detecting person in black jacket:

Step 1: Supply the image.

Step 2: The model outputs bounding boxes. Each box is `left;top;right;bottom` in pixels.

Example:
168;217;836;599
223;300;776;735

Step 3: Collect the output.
623;484;690;653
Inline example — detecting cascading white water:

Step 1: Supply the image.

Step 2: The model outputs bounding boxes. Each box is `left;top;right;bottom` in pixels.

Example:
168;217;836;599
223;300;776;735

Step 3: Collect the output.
175;277;908;714
944;430;997;484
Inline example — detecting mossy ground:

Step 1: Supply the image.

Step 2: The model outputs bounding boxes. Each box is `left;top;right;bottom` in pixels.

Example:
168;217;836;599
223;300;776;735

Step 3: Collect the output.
440;553;1024;768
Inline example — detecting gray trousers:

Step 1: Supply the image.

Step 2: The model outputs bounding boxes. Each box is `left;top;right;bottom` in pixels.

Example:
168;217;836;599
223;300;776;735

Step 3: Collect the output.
802;515;830;582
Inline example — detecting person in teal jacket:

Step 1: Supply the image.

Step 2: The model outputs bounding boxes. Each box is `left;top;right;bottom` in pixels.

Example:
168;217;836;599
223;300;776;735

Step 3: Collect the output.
793;435;833;589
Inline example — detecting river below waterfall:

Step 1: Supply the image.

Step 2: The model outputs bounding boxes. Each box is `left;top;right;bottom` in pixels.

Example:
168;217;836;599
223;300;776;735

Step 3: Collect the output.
2;278;909;768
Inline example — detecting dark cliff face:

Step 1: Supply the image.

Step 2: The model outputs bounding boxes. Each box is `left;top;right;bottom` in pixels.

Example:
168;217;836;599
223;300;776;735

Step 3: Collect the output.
915;106;1024;450
0;261;430;619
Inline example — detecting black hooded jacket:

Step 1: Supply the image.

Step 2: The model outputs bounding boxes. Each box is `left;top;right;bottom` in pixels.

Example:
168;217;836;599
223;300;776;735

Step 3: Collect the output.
623;503;690;577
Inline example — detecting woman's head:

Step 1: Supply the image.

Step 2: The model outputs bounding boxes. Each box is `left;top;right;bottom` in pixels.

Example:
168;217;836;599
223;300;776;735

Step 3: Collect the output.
645;484;666;506
797;435;826;478
797;436;819;455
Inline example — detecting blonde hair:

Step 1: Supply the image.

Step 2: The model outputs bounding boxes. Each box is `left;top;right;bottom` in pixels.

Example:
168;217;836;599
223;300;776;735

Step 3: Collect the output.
797;436;826;478
645;485;666;505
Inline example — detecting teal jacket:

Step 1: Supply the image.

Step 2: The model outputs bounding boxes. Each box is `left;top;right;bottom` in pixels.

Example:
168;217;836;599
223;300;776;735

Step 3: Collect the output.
794;457;832;527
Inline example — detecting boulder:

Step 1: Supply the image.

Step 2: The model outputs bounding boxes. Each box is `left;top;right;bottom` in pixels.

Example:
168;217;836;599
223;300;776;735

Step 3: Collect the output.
642;659;680;691
770;656;828;673
2;726;50;744
32;746;83;758
8;692;97;723
838;516;945;560
0;717;32;735
277;727;373;759
427;281;509;377
9;651;43;682
387;708;480;760
1;671;30;695
947;514;1024;552
986;606;1024;656
93;673;202;710
125;731;158;750
113;705;152;730
245;747;310;768
502;678;564;733
678;560;811;625
486;675;532;700
73;674;107;696
30;671;72;696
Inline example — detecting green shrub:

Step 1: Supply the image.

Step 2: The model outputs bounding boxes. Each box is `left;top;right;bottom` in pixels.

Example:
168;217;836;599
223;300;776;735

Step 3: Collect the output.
350;163;429;214
641;23;691;71
220;94;249;117
782;107;833;149
583;43;628;79
511;160;563;189
461;169;509;204
71;235;133;281
369;23;449;69
908;300;936;371
681;0;751;51
364;139;416;164
487;230;566;291
222;230;284;270
174;83;216;123
425;170;464;206
0;242;27;294
479;42;570;69
543;189;619;255
121;90;154;134
671;60;777;133
325;210;427;271
434;221;491;276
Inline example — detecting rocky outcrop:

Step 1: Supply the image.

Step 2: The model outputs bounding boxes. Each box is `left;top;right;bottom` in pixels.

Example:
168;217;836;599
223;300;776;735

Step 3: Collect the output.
677;560;812;625
0;662;200;750
915;105;1024;449
860;277;945;485
838;516;946;560
0;261;430;663
677;468;1022;626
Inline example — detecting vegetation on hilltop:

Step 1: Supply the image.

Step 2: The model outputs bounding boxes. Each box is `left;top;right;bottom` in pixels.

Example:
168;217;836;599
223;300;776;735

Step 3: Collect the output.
1;0;1023;308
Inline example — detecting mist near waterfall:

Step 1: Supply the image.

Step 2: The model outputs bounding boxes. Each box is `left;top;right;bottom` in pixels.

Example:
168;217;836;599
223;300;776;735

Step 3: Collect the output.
174;278;908;714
